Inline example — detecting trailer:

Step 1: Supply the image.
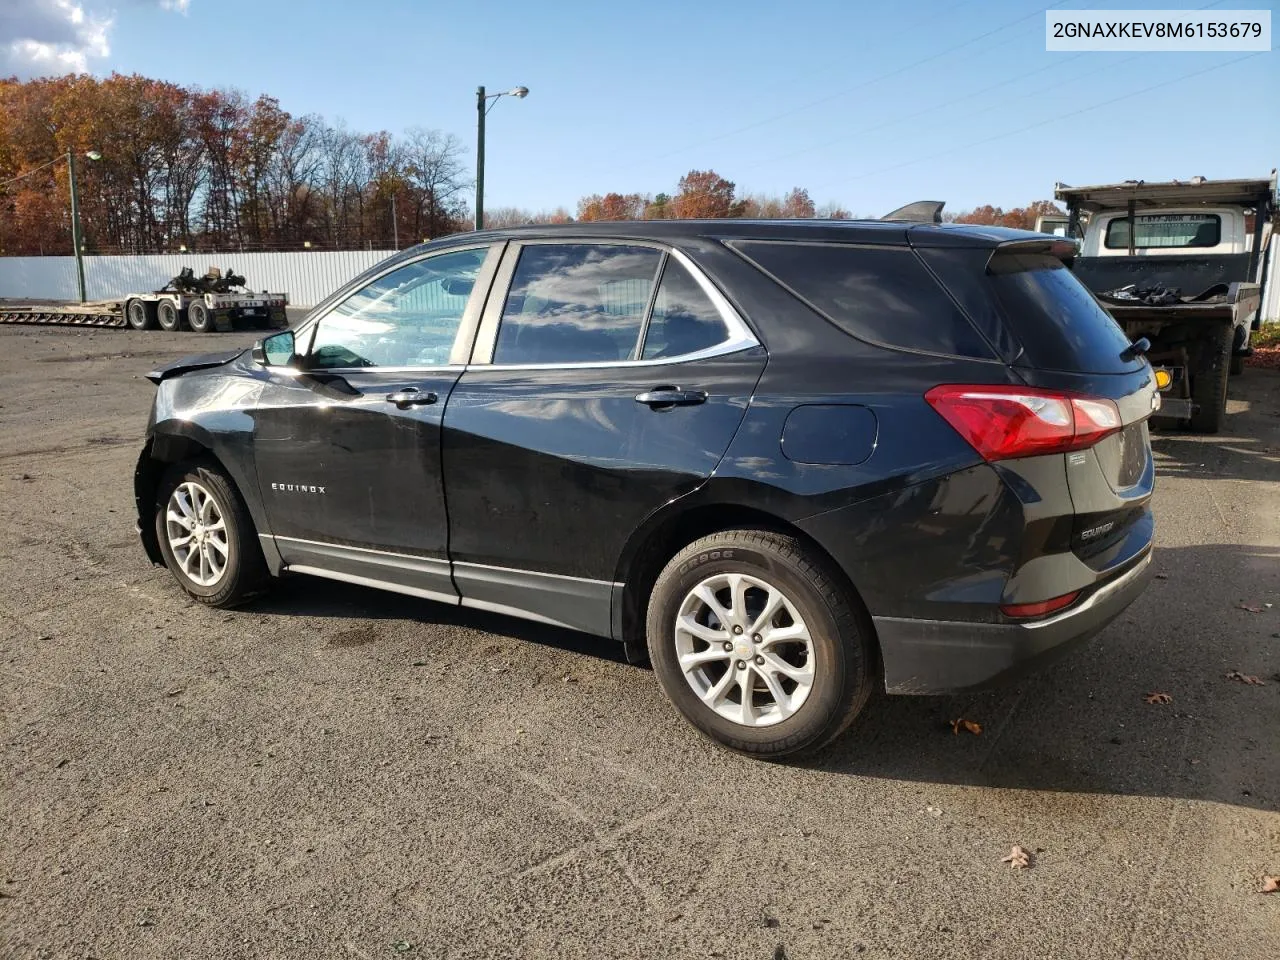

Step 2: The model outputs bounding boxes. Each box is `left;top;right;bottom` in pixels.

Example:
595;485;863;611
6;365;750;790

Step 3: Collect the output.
0;267;289;333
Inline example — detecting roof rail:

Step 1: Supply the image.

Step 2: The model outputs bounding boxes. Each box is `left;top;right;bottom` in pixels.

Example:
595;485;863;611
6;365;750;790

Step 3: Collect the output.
880;200;945;223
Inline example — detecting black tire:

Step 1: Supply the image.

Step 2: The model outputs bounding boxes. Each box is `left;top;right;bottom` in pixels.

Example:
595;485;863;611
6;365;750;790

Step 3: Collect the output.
126;298;156;330
1188;323;1232;433
1229;353;1245;376
154;460;268;607
646;529;874;759
157;299;183;332
187;300;213;333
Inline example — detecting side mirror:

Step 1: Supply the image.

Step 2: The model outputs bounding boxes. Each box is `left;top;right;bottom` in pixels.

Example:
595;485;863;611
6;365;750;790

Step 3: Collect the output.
253;330;296;367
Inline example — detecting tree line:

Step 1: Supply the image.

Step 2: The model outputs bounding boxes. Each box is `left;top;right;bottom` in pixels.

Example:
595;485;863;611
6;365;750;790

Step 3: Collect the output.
0;74;470;256
0;73;1061;257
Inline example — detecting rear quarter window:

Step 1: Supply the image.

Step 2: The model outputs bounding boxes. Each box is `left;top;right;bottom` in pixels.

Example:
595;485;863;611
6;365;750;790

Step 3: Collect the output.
730;241;994;359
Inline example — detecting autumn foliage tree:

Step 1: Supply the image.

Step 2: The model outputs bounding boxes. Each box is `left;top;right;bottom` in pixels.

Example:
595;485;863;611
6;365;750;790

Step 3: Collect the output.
0;73;472;256
671;169;737;219
951;199;1064;230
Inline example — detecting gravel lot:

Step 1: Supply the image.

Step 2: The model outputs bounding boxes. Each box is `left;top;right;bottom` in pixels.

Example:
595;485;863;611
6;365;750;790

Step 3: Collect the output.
2;324;1278;960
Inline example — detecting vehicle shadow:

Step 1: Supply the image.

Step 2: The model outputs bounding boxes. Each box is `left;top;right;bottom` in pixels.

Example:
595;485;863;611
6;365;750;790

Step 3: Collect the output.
809;541;1280;813
247;543;1278;812
251;575;630;665
1147;368;1280;482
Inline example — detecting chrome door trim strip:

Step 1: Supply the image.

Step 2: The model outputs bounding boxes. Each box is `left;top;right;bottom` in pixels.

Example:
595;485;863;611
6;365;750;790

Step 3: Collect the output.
266;534;451;568
285;565;459;606
453;559;621;588
458;596;580;632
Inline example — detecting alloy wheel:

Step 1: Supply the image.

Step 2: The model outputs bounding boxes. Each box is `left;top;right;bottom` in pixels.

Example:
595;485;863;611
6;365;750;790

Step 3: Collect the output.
164;480;229;587
674;572;816;727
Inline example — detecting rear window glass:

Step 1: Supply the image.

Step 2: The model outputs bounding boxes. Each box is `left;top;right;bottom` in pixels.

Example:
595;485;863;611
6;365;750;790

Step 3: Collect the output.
985;254;1141;373
731;241;994;359
1105;214;1221;249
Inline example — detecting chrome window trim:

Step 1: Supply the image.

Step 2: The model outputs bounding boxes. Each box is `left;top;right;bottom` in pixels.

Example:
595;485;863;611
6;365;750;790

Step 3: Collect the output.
468;240;759;369
292;242;503;375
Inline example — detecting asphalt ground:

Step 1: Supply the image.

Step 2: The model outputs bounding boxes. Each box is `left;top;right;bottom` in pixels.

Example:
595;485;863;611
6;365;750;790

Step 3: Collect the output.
1;323;1278;960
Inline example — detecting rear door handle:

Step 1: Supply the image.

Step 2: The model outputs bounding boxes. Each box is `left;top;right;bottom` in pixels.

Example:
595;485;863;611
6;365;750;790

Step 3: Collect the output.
385;387;438;408
634;387;708;409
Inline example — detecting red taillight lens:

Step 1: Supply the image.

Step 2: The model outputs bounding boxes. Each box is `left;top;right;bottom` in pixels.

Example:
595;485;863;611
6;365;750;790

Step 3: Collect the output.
1000;591;1080;619
925;385;1121;461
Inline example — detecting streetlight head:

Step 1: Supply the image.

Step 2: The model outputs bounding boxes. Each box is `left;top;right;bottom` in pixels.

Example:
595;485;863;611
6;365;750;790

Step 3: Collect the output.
84;150;102;161
510;86;529;99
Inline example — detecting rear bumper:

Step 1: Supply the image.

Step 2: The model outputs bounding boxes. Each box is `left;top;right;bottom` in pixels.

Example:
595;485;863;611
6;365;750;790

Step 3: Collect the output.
875;549;1153;694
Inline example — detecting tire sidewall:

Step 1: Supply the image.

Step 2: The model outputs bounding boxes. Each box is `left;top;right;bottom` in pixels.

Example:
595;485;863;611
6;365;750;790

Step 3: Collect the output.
157;301;181;331
127;299;149;330
647;539;855;755
188;302;211;333
154;464;244;604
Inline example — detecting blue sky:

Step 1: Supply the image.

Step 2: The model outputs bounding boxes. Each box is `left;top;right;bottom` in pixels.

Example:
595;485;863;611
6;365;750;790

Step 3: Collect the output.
91;0;1280;215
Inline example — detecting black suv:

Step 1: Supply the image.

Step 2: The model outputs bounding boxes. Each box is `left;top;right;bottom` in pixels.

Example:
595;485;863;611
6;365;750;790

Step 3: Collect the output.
135;219;1156;757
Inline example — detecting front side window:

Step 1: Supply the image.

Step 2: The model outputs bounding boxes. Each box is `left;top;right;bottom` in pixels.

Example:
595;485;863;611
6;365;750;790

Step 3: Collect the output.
493;244;663;364
307;247;487;369
1104;214;1221;250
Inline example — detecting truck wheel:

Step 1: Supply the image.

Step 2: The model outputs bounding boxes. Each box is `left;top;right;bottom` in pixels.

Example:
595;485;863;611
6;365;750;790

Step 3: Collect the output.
1229;354;1245;376
1188;323;1232;434
157;299;183;332
187;300;213;333
126;299;157;330
646;530;875;759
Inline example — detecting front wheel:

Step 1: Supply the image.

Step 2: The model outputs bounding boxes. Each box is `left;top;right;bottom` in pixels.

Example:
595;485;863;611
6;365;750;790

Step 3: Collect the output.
646;530;874;758
154;461;267;607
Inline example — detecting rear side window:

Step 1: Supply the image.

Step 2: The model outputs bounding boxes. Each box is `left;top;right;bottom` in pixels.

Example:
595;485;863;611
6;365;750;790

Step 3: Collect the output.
1105;214;1221;250
732;241;993;359
494;244;663;364
641;260;729;360
985;253;1141;373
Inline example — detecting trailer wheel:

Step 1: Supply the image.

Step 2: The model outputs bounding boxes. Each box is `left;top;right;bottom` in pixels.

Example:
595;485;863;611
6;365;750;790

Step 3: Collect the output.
187;300;214;333
126;299;157;330
1188;323;1232;434
157;299;183;332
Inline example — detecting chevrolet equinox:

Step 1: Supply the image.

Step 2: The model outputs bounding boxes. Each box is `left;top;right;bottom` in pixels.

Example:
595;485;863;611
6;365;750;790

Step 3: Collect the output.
135;219;1156;757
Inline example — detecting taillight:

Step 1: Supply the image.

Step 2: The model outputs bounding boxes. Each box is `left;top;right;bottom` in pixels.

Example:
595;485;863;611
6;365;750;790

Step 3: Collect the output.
925;384;1121;461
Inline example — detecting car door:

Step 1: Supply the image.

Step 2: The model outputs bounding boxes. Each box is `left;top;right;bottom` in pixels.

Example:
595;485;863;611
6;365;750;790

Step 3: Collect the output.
441;240;767;634
252;243;501;602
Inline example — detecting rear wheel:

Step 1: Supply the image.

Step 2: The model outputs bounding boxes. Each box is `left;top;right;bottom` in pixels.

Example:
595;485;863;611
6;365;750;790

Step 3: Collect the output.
126;299;156;330
154;461;268;607
187;300;213;333
1188;323;1232;433
157;299;183;332
646;530;874;758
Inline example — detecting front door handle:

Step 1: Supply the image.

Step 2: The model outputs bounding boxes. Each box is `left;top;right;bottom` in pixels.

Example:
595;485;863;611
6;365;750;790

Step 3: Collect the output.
385;387;438;408
634;387;708;409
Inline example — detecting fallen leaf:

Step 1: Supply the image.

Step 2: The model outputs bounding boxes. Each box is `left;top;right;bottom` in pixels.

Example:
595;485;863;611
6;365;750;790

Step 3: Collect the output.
1225;671;1266;686
1143;692;1173;704
1001;845;1032;869
1262;876;1280;894
951;718;982;736
1238;604;1265;614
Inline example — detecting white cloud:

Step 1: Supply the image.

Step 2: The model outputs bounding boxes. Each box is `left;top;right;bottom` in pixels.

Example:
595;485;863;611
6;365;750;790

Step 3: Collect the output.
0;0;190;79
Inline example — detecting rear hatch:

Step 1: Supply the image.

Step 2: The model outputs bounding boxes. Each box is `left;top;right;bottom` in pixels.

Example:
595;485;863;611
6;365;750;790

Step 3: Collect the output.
923;240;1157;575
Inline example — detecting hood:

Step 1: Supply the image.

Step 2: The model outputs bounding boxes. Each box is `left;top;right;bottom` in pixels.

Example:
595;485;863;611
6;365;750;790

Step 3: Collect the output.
145;348;244;384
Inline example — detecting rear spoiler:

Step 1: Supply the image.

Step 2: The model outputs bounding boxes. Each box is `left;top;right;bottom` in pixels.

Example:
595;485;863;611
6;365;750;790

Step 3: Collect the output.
989;237;1080;265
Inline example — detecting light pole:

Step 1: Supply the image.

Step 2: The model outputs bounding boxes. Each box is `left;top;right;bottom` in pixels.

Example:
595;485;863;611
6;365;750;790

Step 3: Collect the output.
475;85;528;231
69;149;102;302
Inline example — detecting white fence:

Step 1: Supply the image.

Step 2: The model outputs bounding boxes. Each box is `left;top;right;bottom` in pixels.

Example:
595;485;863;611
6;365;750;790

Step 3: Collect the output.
2;244;1278;320
0;250;398;308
